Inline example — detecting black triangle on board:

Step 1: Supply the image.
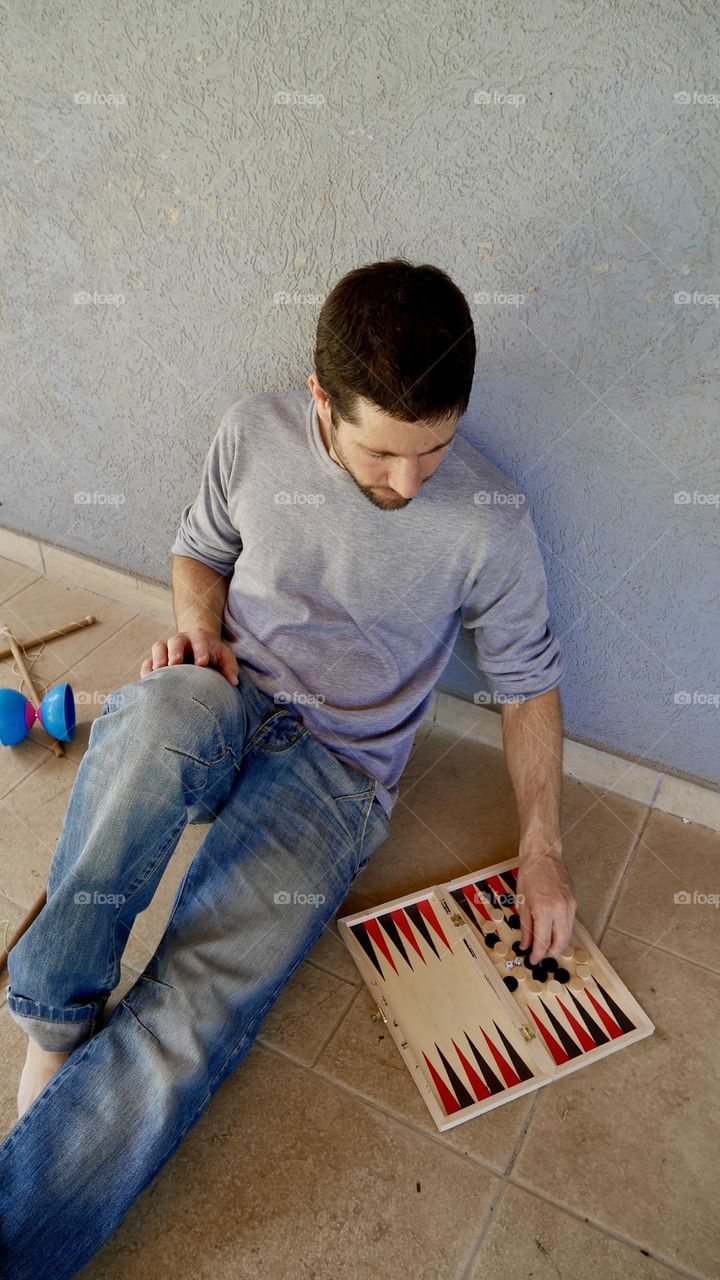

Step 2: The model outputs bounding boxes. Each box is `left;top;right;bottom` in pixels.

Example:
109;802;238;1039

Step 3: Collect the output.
379;912;413;969
569;990;609;1046
539;999;584;1059
502;868;518;893
497;873;516;907
435;1042;476;1110
493;1021;534;1082
594;979;636;1034
450;886;478;926
404;902;441;959
464;1029;505;1095
350;922;385;979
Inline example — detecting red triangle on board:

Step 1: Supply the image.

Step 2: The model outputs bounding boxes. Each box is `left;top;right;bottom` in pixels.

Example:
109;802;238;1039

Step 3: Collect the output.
422;1050;463;1115
417;897;453;952
392;907;427;962
529;1006;569;1065
451;1038;492;1101
364;917;398;975
481;1027;521;1088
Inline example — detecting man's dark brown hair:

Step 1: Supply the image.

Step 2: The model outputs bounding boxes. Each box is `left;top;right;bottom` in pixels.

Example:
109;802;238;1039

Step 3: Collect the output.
314;258;476;430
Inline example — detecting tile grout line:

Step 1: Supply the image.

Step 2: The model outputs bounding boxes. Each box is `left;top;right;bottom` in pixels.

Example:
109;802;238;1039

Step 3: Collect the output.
503;1090;542;1177
306;980;364;1068
0;751;56;805
304;955;362;989
260;1038;507;1174
46;609;149;685
0;883;50;924
596;802;657;947
506;1175;710;1280
648;770;665;808
457;1178;510;1279
0;578;45;611
604;923;720;978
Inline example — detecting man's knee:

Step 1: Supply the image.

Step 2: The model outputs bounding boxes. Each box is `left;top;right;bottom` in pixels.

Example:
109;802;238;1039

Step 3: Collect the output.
103;664;236;739
136;662;229;706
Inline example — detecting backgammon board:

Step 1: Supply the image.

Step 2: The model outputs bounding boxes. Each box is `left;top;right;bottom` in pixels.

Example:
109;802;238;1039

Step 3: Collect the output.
337;856;654;1131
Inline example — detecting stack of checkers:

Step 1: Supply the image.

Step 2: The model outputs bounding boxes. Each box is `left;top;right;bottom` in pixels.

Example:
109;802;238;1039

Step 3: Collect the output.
479;911;591;995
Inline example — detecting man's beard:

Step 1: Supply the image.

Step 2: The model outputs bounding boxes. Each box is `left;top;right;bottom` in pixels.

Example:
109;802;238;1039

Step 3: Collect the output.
329;418;412;511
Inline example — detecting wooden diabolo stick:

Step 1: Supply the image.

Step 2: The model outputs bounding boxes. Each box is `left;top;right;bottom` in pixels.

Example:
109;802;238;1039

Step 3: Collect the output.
0;613;97;662
0;889;48;974
0;624;65;758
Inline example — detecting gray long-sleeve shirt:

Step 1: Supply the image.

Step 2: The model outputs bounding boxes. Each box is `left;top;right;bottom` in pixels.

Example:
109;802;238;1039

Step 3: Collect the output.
170;388;564;818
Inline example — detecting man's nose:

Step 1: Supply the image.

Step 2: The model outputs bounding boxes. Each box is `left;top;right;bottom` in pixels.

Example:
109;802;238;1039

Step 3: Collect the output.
387;461;422;498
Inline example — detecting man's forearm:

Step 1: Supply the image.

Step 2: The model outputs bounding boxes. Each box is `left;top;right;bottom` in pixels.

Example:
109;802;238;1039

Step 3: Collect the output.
499;687;563;856
171;555;231;636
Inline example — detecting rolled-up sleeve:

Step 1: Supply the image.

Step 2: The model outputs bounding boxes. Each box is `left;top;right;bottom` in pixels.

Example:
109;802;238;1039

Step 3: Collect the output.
460;507;564;697
169;407;243;575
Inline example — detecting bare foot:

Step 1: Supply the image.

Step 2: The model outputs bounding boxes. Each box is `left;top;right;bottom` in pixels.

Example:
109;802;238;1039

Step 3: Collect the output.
17;1038;71;1119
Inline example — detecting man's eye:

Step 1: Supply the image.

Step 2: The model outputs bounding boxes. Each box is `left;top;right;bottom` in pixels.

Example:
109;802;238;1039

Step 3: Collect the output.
368;451;384;459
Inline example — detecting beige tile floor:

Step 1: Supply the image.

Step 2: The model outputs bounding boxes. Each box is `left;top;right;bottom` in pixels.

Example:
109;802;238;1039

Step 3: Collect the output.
0;552;717;1279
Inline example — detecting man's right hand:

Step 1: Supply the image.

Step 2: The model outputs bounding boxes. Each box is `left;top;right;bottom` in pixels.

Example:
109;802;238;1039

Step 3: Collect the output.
140;629;239;685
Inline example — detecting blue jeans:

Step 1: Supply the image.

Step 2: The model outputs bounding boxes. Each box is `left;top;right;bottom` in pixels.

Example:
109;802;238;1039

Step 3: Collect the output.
0;663;389;1279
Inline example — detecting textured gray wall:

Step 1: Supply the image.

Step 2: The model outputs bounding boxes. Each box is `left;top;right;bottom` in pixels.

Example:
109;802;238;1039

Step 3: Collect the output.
1;1;718;786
